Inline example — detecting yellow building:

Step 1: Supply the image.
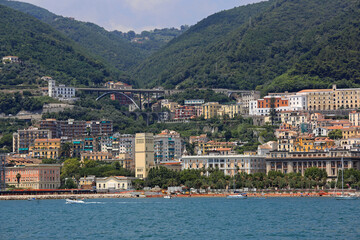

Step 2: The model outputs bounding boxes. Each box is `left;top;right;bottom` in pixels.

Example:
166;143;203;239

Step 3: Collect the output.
294;136;335;152
202;102;221;119
30;139;61;159
135;133;154;179
299;84;360;111
197;141;236;155
218;104;242;119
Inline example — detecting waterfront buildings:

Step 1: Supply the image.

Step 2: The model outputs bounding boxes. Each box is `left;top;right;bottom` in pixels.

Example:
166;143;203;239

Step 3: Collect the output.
5;164;61;189
266;150;360;178
135;133;155;179
181;154;266;176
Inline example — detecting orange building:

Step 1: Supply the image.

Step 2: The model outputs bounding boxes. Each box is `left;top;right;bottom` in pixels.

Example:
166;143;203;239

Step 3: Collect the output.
258;96;289;108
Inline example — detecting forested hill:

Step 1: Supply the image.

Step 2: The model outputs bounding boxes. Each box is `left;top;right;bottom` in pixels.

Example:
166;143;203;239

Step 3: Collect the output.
132;0;360;94
0;4;128;87
0;0;145;72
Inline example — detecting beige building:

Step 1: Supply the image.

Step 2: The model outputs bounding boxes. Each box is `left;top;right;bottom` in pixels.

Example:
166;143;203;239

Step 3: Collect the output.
349;111;360;126
135;133;155;179
96;176;136;191
218;104;242;119
300;85;360;111
181;154;266;176
266;150;360;178
13;128;52;154
202;102;222;119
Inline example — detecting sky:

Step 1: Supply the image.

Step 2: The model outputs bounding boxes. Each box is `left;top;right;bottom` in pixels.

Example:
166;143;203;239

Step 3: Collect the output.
19;0;264;33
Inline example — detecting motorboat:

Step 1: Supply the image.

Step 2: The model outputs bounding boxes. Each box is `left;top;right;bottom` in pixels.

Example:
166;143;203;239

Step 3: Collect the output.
66;198;85;204
27;197;36;201
335;193;357;200
164;195;172;199
227;193;247;199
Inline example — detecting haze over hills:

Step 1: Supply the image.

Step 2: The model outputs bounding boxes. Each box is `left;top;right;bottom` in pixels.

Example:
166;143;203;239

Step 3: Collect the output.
132;0;360;94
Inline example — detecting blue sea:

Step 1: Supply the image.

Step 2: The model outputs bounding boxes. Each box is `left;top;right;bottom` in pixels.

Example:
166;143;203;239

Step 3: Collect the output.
0;197;359;239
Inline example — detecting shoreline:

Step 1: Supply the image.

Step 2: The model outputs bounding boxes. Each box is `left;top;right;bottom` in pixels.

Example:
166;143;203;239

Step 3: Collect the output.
0;192;343;200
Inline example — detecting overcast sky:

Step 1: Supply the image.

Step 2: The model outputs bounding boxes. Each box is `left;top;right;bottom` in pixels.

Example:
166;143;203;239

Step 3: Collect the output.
19;0;264;33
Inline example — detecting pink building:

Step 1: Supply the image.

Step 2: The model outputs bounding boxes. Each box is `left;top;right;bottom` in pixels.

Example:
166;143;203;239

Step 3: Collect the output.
5;164;61;189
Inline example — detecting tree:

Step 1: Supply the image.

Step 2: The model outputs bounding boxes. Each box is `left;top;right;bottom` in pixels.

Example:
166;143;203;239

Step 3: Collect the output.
60;143;73;158
61;158;80;178
64;178;77;189
16;173;21;188
269;96;277;126
328;129;342;140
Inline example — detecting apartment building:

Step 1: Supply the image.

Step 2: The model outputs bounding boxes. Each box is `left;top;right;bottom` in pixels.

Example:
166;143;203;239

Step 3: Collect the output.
30;138;61;159
197;141;237;155
249;96;290;116
48;79;75;100
40;119;113;138
202;102;222;119
13;128;52;154
218;104;242;119
154;130;183;163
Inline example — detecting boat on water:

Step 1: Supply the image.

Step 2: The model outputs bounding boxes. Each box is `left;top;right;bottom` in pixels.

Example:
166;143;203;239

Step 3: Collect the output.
335;156;357;200
27;197;36;201
164;195;172;199
227;193;247;199
66;198;85;204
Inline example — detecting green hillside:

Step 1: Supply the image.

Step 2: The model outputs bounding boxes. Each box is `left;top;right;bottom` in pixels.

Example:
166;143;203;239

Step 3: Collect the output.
0;4;128;87
132;0;360;93
0;0;187;70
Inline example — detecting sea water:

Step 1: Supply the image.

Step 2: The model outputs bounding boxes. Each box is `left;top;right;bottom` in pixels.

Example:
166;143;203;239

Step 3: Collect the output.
0;197;359;239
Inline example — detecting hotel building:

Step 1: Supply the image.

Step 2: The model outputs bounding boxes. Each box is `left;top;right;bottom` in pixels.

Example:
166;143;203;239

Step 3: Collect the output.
181;154;266;176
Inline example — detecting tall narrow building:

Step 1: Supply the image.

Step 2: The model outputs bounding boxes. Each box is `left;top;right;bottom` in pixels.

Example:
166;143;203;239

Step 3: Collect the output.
135;133;154;179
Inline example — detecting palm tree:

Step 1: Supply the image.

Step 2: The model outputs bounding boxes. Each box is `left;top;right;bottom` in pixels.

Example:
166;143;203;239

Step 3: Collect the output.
16;173;21;188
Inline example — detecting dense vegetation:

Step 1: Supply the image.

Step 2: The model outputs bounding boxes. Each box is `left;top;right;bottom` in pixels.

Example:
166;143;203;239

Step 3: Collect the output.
137;166;360;190
0;4;124;87
0;92;43;114
132;0;360;94
0;0;188;73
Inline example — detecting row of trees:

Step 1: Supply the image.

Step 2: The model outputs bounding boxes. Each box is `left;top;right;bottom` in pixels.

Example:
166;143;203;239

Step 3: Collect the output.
133;166;360;191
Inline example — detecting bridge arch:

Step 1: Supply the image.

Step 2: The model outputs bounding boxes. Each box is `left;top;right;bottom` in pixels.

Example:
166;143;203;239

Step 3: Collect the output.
96;92;140;110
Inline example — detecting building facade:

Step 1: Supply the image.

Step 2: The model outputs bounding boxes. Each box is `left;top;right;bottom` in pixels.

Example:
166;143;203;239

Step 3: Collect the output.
5;164;61;189
135;133;155;179
266;150;360;178
30;138;61;159
181;154;266;176
48;79;76;100
202;102;222;119
13;128;52;154
154;130;183;163
96;176;136;191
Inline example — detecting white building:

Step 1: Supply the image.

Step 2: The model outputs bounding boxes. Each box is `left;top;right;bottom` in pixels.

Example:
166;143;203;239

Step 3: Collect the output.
117;134;135;160
2;56;19;64
181;154;266;176
48;79;76;100
96;176;136;191
313;127;328;137
288;94;308;111
184;99;205;105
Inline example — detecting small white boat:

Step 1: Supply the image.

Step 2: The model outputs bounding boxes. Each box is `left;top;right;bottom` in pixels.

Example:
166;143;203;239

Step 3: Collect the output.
164;195;172;199
227;193;247;199
66;198;85;204
27;197;36;201
335;193;357;200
